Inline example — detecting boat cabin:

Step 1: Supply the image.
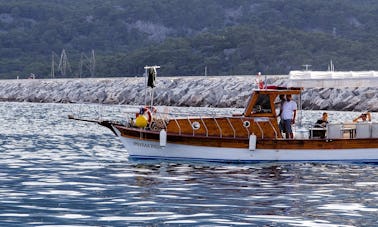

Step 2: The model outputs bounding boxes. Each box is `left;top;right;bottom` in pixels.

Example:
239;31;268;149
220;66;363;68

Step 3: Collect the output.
243;87;302;118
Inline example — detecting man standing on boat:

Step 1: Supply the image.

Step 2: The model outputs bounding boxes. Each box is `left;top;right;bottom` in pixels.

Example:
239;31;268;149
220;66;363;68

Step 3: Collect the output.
281;94;297;139
278;94;286;135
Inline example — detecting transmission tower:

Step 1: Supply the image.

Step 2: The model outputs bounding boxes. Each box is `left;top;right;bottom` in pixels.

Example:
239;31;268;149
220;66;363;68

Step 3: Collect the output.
79;50;96;78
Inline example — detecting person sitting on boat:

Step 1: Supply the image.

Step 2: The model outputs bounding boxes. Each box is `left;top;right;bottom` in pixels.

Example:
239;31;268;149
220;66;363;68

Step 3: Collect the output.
313;112;328;138
353;112;371;123
315;112;329;127
281;94;297;139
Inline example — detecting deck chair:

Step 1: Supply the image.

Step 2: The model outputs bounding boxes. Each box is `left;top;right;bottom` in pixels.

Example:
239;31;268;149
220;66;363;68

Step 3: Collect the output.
327;124;343;139
355;123;371;138
372;123;378;138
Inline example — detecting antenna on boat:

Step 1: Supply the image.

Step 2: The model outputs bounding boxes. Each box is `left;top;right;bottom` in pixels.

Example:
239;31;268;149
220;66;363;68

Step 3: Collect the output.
328;60;335;71
302;64;312;71
144;65;161;107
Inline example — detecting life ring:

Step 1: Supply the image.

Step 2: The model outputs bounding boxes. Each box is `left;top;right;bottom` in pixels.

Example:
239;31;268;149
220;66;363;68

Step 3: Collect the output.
138;106;157;124
144;109;152;124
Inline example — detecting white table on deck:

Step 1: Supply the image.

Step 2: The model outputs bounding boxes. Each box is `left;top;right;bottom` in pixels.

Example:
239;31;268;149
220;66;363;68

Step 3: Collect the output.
309;127;327;139
341;127;356;139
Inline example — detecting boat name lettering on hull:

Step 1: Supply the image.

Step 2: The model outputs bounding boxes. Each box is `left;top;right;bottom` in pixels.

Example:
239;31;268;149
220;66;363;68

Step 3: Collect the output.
133;141;161;149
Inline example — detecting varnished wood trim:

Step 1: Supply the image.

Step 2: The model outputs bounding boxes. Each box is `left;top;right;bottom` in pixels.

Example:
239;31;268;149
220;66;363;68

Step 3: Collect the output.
114;125;378;150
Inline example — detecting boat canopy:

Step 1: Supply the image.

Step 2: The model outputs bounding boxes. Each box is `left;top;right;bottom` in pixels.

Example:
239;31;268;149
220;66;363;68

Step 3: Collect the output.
287;70;378;88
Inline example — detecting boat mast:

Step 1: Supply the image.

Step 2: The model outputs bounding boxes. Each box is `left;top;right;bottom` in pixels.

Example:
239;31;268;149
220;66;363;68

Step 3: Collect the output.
144;65;160;107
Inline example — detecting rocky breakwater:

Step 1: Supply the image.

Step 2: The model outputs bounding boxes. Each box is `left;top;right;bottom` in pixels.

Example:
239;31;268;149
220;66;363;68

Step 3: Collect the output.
0;76;377;111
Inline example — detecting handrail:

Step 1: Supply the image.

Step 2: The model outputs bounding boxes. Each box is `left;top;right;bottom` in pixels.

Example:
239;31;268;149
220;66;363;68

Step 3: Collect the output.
213;117;222;138
226;117;236;138
117;110;283;139
200;117;209;137
174;118;182;135
255;121;264;139
187;117;195;136
240;118;250;137
120;108;231;117
268;120;278;139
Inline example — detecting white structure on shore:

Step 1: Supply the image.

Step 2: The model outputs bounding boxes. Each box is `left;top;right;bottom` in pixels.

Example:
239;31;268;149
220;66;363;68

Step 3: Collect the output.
289;70;378;88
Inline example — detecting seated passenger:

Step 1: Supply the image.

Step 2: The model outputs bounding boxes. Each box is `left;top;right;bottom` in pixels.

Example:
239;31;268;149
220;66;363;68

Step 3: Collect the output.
353;112;371;123
313;112;328;138
314;112;328;128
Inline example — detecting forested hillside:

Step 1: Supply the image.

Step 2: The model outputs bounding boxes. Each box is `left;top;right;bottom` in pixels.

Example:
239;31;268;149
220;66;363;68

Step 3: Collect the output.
0;0;377;79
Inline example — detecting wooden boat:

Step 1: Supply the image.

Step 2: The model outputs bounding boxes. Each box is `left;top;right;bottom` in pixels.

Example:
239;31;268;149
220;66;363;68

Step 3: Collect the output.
70;67;378;162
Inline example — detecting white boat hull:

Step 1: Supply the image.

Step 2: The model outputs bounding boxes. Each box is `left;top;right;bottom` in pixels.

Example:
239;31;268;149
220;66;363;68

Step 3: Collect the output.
117;135;378;162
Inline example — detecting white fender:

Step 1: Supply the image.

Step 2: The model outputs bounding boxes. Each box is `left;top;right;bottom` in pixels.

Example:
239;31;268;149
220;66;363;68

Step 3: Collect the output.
249;134;257;151
160;129;167;147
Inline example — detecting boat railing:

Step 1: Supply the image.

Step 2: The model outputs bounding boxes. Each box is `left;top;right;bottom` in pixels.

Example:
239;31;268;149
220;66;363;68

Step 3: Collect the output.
173;118;181;135
200;117;209;137
186;118;194;136
186;115;277;139
214;118;223;138
226;118;236;138
268;120;279;139
121;110;280;139
240;118;250;138
254;121;264;139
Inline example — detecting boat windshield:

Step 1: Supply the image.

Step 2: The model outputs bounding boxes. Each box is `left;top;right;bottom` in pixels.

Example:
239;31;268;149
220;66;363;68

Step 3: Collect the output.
253;94;272;114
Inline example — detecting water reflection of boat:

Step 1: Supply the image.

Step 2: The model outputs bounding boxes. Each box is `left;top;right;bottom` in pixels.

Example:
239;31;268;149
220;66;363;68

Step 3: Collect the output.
70;67;378;162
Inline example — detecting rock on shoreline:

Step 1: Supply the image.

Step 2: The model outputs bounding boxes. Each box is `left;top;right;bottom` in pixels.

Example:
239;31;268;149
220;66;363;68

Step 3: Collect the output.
0;76;377;111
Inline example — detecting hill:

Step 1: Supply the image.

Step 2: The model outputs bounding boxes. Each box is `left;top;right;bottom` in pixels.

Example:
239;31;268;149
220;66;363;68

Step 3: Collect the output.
0;0;377;78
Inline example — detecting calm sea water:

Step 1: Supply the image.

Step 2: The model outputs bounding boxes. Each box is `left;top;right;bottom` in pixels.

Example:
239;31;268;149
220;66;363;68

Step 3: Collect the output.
0;102;377;226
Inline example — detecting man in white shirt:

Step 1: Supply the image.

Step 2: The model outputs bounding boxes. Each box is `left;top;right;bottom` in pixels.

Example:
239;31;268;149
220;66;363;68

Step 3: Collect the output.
281;94;297;139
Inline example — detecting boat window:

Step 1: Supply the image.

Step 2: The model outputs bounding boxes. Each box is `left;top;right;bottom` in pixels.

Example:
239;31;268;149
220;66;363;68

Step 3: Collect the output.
253;94;271;113
192;121;200;130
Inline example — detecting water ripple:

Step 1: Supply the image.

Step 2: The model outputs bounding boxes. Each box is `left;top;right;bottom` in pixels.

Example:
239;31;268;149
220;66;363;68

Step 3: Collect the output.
0;102;377;226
